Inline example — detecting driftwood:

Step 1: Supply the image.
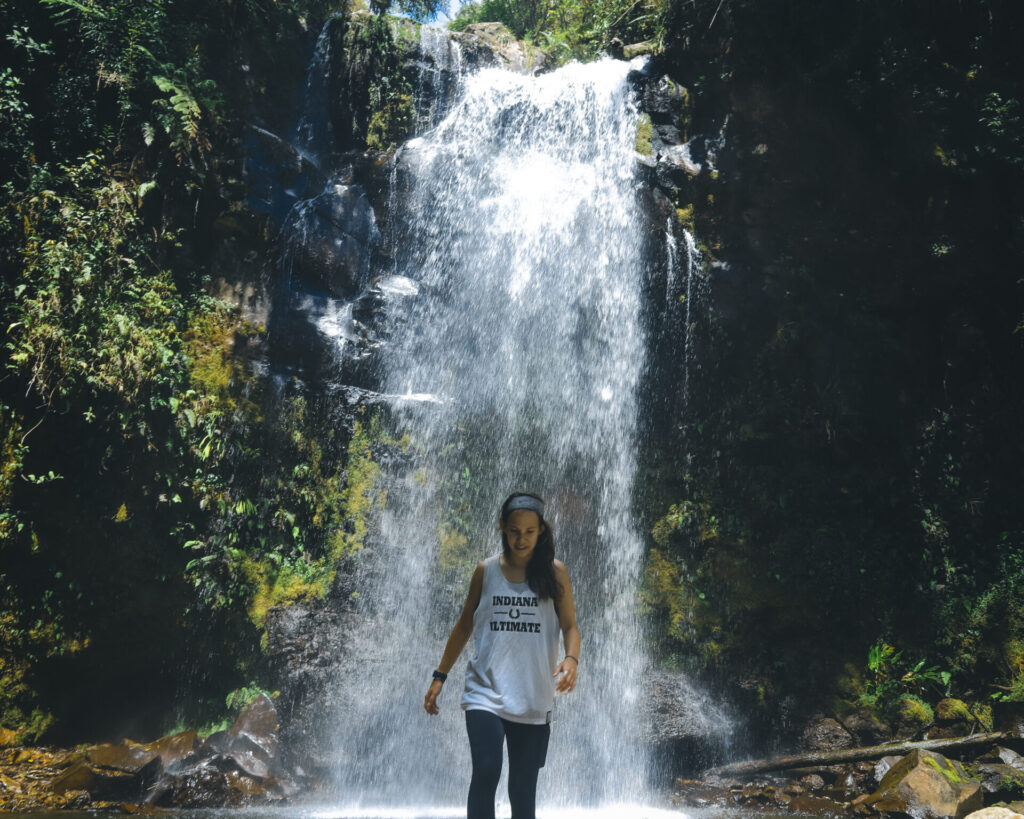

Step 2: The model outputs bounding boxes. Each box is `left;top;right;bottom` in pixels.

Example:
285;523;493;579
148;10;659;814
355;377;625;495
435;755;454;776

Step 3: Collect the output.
704;732;1009;778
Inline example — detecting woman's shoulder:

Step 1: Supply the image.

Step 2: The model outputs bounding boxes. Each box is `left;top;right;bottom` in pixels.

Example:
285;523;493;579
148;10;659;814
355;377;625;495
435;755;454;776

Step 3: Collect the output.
553;558;570;578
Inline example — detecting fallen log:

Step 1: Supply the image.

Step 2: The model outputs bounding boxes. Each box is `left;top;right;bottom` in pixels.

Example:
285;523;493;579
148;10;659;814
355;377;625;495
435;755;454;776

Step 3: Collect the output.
704;732;1009;778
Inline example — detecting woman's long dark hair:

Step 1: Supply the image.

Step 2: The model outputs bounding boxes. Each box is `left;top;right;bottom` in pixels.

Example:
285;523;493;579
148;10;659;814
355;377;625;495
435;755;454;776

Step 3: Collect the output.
500;492;562;603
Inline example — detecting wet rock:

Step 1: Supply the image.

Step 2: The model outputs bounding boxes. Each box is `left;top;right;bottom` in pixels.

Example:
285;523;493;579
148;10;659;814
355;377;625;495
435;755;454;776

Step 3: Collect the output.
229;694;278;762
673;778;731;807
788;793;848;814
739;780;778;805
146;729;198;768
49;759;156;802
642;75;689;124
86;744;158;773
975;763;1024;799
801;773;827;791
62;789;92;808
843;707;892;745
640;668;734;772
866;749;984;819
450;23;546;74
263;601;362;775
196;730;232;758
151;763;233;808
997;748;1024;772
219;743;272;780
875;754;904;785
282;182;380;298
801;716;855;751
244;123;325;225
964;809;1024;819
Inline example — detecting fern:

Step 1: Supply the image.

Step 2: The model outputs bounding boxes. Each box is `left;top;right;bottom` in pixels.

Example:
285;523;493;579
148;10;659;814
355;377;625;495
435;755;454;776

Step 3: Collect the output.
153;75;202;142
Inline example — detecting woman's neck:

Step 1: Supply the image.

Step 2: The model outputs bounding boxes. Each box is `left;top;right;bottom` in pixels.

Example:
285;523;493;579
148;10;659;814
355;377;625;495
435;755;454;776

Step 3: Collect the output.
500;552;528;581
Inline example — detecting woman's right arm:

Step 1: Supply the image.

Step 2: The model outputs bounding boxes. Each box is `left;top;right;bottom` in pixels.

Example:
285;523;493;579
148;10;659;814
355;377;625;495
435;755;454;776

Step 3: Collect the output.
424;561;484;715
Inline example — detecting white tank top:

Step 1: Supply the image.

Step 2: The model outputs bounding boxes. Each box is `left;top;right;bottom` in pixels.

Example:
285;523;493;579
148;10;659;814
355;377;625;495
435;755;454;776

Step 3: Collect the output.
461;554;561;724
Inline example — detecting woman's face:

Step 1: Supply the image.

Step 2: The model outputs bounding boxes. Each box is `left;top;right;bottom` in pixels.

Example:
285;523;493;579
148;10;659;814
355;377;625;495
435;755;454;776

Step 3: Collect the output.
501;509;544;563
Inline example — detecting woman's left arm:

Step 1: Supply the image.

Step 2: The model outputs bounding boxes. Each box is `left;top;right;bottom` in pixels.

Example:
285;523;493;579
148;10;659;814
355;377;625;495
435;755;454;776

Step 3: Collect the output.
553;560;580;694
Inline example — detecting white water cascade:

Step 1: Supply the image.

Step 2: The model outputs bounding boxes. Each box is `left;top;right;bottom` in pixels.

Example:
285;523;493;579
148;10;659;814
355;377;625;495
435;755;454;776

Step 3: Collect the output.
327;57;668;817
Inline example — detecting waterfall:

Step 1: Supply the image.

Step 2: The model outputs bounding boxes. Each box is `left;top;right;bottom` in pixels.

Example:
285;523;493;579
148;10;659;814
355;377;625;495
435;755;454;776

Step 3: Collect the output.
327;56;661;814
681;228;703;402
297;18;337;164
412;26;463;133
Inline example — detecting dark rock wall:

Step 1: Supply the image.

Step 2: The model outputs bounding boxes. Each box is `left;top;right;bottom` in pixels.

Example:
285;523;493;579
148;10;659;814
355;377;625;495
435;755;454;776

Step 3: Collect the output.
635;0;1024;755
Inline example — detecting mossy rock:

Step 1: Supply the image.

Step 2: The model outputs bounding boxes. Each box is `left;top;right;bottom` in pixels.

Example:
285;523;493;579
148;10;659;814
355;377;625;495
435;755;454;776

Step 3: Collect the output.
635;114;654;156
975;764;1024;800
623;41;658;59
937;698;974;723
896;694;934;738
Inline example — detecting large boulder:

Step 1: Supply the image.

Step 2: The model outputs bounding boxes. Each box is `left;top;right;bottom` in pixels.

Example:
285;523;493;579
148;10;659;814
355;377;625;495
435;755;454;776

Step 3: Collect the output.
801;716;855;751
963;809;1024;819
974;763;1024;800
931;699;976;738
866;750;984;819
896;695;936;740
842;706;892;746
640;668;734;772
49;757;160;802
282;182;381;298
451;23;546;74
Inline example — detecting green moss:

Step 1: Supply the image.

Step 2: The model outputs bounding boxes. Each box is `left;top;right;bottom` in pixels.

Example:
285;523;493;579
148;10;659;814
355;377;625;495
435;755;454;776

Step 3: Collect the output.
234;411;404;628
936;697;973;722
971;701;994;730
898;694;935;729
437;523;472;571
333;413;396;555
922;754;968;784
651;502;693;547
242;557;329;626
183;304;263;418
387;15;421;45
367;91;415;152
676;204;695;230
635;113;654;156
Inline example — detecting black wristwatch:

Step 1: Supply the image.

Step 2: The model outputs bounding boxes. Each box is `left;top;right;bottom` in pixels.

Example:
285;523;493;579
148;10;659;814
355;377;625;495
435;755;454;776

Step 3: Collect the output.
432;669;448;683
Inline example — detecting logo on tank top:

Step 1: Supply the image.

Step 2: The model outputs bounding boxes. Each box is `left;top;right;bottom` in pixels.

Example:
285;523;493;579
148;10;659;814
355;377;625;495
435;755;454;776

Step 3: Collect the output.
490;595;542;633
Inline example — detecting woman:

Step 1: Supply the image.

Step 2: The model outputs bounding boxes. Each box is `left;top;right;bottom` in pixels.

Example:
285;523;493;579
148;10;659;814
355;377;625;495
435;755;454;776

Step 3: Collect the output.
424;492;581;819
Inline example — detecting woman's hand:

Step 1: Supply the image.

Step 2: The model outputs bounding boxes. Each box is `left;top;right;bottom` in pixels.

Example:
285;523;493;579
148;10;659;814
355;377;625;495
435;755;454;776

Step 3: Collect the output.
554;656;578;694
424;679;444;715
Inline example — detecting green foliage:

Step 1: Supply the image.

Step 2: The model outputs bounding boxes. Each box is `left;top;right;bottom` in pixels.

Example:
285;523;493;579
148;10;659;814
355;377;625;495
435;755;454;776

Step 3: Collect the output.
225;682;277;712
861;643;950;718
0;0;353;741
366;90;414;152
447;0;664;55
634;113;653;155
7;155;183;409
642;0;1024;738
339;13;416;151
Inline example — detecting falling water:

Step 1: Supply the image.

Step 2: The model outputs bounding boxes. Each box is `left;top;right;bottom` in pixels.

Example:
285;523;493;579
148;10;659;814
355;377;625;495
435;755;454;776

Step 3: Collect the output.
681;228;703;402
297;18;337;163
326;57;665;815
411;26;463;132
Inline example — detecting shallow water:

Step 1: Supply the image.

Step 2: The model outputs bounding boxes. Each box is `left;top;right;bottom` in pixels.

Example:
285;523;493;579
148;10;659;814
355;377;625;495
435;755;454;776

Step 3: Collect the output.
5;807;784;819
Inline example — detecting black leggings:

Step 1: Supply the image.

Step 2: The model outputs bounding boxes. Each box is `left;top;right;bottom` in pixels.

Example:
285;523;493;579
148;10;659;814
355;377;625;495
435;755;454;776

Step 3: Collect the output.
465;709;550;819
